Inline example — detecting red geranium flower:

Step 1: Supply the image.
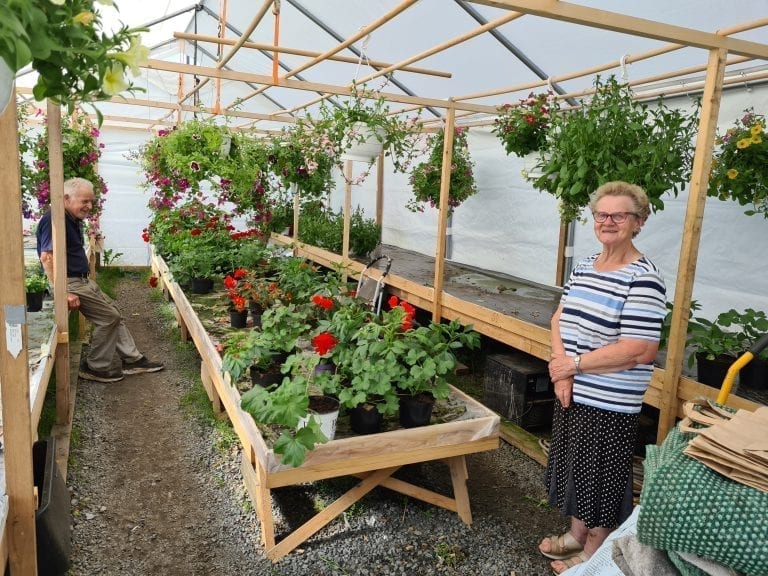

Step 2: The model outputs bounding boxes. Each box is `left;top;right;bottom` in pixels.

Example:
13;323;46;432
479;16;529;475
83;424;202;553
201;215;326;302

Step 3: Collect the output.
311;295;334;310
388;295;399;309
312;332;339;356
233;268;248;279
149;276;158;288
223;275;237;289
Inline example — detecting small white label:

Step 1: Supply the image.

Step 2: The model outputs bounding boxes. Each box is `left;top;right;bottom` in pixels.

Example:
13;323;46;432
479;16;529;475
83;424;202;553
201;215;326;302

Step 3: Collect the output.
6;323;22;358
4;305;25;359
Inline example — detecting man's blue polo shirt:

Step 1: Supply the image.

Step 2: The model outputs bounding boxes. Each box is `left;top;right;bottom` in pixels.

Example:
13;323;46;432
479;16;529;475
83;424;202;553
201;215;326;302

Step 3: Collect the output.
36;210;90;276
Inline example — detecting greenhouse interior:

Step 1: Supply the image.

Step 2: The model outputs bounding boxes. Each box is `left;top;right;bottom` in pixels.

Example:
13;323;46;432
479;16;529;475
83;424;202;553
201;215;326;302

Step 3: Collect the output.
1;1;767;575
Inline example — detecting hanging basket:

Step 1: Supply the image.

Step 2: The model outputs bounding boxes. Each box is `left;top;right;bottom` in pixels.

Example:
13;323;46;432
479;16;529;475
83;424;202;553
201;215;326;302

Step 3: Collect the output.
340;122;386;162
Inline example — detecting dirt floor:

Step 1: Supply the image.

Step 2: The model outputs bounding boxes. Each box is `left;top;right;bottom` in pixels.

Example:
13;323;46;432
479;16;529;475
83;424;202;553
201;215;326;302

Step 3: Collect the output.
64;272;567;575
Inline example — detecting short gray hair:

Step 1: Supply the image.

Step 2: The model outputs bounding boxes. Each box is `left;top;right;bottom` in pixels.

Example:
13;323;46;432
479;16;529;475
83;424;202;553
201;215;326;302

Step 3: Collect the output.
588;181;651;220
63;177;94;196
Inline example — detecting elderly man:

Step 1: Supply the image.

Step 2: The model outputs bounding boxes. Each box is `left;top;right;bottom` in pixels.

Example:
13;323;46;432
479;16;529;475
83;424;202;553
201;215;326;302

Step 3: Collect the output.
37;177;163;383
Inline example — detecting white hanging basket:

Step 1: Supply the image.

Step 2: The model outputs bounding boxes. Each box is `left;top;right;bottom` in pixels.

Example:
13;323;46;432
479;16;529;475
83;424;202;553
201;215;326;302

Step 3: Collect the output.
340;122;386;162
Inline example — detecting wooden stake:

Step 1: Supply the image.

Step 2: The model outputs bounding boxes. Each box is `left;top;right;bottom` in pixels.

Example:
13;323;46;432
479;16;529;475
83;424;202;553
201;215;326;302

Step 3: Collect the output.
657;48;727;442
46;102;71;429
432;106;456;322
0;93;38;576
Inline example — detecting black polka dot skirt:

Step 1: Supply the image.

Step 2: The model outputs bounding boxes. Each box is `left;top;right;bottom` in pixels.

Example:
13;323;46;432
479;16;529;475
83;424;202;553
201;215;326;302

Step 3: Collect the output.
545;401;638;529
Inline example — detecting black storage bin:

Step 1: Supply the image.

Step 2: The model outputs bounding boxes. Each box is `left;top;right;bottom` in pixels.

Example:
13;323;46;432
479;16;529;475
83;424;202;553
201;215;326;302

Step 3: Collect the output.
33;437;71;575
483;352;555;429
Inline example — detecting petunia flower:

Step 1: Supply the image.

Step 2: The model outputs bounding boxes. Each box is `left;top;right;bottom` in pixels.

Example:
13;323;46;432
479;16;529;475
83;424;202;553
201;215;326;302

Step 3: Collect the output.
112;37;150;77
102;61;128;96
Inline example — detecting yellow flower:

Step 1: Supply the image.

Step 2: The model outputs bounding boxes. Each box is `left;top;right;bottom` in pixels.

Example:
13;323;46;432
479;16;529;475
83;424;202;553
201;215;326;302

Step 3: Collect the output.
112;36;150;77
726;168;738;179
73;11;95;25
751;134;762;144
102;61;128;95
736;138;750;149
750;123;764;136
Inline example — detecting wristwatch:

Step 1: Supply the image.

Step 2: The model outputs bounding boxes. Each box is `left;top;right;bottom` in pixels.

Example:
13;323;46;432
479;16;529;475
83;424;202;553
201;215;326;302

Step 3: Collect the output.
573;355;583;375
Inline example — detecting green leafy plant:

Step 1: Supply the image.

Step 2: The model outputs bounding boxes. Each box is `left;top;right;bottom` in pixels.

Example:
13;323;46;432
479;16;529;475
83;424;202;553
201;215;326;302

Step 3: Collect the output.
266;124;335;198
328;295;479;412
20;109;108;236
316;85;422;181
533;75;700;222
407;127;478;213
25;264;48;293
0;0;148;113
686;307;768;367
239;353;339;467
708;108;767;218
297;202;381;257
101;248;123;266
493;91;558;157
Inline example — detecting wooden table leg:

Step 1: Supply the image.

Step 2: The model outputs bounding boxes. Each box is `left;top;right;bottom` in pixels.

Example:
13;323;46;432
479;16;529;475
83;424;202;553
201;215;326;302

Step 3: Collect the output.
266;466;399;561
241;450;275;550
447;455;472;525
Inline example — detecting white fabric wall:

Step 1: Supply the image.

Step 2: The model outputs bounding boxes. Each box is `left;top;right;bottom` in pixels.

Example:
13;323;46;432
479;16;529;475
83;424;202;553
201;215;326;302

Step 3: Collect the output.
100;85;768;321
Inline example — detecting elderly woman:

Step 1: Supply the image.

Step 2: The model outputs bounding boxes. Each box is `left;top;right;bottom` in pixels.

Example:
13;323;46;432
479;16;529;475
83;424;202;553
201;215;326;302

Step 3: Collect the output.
538;182;667;574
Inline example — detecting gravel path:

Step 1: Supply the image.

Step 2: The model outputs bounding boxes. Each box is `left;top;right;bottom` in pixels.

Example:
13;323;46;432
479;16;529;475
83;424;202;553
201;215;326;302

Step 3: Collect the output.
66;273;566;576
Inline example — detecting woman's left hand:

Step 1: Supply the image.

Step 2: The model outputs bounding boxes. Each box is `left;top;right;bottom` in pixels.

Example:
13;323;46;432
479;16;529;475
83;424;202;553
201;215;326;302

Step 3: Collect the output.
549;352;575;382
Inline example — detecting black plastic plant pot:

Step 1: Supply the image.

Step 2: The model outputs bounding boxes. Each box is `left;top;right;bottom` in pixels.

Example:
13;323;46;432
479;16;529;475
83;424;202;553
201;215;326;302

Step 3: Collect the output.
349;404;383;435
34;437;72;575
398;393;435;428
190;277;214;294
26;291;44;312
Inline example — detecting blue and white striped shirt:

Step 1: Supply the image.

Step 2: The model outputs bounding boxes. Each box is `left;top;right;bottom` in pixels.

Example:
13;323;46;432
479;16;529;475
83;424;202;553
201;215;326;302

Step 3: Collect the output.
559;254;666;414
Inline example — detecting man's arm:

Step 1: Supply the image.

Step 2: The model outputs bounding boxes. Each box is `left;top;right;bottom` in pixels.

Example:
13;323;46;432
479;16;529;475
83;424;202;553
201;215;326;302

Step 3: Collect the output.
40;249;80;310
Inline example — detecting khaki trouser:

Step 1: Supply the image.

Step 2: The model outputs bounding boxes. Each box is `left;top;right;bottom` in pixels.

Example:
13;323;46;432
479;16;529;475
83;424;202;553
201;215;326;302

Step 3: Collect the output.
67;277;142;371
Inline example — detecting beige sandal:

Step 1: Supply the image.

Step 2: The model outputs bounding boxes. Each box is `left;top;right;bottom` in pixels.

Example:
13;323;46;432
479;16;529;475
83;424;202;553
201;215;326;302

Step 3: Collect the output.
551;551;589;575
538;531;583;560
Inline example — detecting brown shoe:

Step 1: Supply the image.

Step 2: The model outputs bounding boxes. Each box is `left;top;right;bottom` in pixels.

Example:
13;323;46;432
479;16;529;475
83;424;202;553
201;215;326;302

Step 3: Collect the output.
122;355;164;374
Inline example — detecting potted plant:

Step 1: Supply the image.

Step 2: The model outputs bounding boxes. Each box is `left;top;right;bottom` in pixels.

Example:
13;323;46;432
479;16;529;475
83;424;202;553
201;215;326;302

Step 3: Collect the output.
240;353;341;467
406;127;478;213
685;308;763;388
708;108;767;218
318;85;422;179
327;295;479;432
532;75;700;222
25;265;49;312
493;91;558;158
267;125;335;199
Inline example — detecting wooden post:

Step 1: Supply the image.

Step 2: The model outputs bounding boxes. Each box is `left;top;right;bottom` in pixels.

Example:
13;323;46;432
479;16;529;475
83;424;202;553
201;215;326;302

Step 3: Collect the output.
0;94;38;575
376;153;384;227
47;102;72;427
657;48;727;441
555;221;567;286
342;160;353;284
432;105;456;322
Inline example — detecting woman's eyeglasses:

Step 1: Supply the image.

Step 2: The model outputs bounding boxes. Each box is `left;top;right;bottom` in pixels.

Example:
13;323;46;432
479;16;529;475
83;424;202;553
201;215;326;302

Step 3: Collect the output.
592;211;638;223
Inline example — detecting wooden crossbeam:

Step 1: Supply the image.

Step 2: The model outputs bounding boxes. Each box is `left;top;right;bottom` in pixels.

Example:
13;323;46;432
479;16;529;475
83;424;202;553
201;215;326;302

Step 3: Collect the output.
469;0;768;59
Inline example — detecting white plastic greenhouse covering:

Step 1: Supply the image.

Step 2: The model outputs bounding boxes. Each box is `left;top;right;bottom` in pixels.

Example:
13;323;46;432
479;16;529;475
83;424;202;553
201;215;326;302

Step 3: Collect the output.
15;0;768;318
